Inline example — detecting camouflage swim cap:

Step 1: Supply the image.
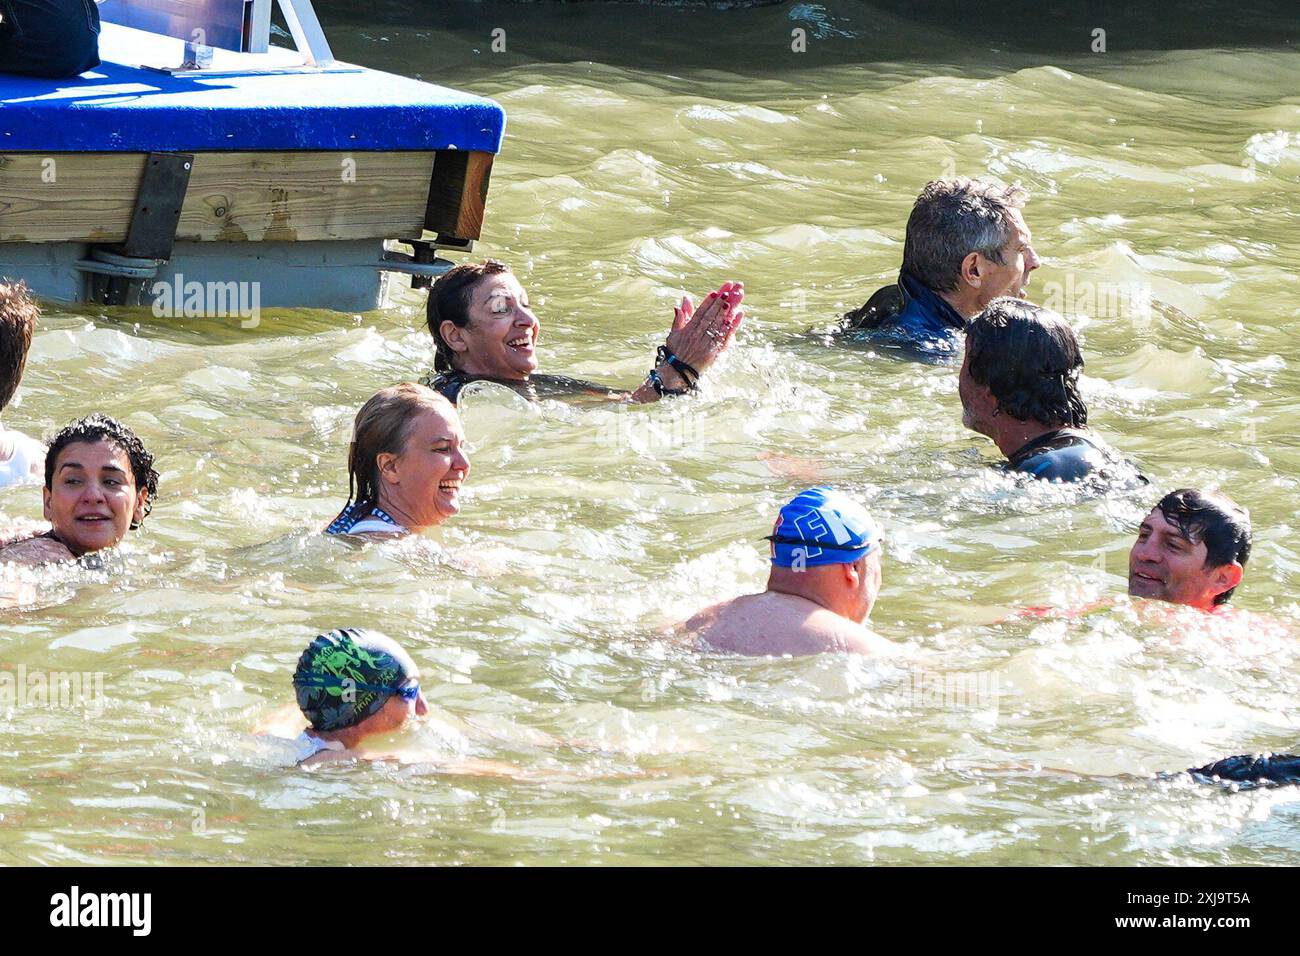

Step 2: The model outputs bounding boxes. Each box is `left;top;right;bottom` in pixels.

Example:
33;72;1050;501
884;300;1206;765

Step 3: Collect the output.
292;628;417;732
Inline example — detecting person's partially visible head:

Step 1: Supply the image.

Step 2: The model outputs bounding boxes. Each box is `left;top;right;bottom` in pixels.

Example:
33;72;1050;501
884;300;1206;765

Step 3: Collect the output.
42;415;157;557
766;486;883;623
427;260;539;380
293;627;428;737
0;281;38;413
1128;489;1251;610
902;178;1039;314
341;383;470;529
959;298;1087;437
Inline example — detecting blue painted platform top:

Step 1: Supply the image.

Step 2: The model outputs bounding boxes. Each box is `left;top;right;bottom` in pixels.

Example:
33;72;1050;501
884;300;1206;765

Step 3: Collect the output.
0;24;506;153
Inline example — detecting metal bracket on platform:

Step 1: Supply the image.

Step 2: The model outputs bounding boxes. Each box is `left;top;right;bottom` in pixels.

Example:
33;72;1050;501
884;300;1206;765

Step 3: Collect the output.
102;0;334;66
379;236;475;289
376;247;455;285
87;152;194;307
431;235;474;255
75;250;163;281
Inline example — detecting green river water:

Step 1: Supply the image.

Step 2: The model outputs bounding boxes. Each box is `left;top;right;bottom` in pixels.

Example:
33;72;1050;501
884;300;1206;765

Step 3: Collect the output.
1;1;1299;865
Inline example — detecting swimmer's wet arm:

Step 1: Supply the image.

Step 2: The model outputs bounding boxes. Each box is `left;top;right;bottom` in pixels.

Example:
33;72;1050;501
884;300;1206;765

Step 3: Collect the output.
0;535;76;565
311;748;554;779
659;604;719;645
628;361;690;404
998;599;1114;624
252;703;308;736
855;629;905;656
831;625;899;656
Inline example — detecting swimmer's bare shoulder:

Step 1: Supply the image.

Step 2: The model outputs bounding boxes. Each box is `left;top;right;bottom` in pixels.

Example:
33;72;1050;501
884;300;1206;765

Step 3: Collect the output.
684;592;897;657
0;535;75;566
791;607;896;656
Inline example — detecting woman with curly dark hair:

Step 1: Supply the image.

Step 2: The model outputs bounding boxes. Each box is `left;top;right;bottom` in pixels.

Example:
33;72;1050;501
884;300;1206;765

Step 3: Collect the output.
0;414;158;565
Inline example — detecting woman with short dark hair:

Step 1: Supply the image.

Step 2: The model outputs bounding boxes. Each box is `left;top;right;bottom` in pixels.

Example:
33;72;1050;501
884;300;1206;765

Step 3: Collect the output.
424;260;743;405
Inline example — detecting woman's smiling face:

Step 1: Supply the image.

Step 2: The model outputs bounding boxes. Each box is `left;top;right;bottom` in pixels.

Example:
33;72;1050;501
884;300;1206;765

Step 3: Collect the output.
43;439;147;557
377;403;471;529
443;273;540;380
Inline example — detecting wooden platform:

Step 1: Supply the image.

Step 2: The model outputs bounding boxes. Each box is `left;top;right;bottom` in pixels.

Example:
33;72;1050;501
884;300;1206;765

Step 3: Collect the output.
0;149;493;244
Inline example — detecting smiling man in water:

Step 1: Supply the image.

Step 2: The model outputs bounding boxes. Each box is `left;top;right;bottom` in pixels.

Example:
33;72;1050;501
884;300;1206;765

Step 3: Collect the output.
679;487;897;656
1128;488;1251;612
1015;487;1258;627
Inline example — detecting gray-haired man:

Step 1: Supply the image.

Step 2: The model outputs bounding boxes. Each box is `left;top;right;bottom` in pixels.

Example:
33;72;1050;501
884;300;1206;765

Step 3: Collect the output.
841;178;1040;359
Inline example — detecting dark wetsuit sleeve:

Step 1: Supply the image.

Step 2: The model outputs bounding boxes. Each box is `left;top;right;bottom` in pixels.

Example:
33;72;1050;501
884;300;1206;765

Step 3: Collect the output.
1190;754;1300;786
838;279;962;361
531;373;621;399
1007;429;1147;485
1013;442;1108;483
422;371;468;404
841;285;904;332
423;370;618;404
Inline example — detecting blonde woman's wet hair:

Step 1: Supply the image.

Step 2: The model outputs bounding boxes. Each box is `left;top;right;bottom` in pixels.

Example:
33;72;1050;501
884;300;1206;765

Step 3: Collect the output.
332;383;457;525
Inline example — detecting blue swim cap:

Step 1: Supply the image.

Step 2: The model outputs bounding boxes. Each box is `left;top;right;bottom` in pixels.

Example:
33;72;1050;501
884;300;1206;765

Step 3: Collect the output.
766;487;879;569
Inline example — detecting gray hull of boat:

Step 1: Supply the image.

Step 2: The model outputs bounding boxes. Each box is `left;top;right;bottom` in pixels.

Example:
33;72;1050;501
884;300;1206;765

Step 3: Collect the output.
0;239;398;314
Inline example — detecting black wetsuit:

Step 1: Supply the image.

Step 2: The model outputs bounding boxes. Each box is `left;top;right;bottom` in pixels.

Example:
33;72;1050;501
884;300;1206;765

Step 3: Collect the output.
0;0;100;78
423;369;620;405
1005;428;1146;485
838;269;965;361
1190;754;1300;787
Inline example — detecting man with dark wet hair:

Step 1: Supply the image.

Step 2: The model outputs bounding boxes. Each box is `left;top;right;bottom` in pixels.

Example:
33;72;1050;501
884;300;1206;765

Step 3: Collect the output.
840;178;1040;359
958;297;1140;484
1128;488;1250;611
0;0;101;78
1088;490;1274;787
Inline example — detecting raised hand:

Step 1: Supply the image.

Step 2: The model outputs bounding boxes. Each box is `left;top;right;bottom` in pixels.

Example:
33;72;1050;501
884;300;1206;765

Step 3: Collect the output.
663;280;745;379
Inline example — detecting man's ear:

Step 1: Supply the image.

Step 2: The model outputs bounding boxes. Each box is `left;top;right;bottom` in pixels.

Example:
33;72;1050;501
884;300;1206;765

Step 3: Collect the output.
1214;562;1244;599
842;560;860;590
440;320;470;355
969;377;998;418
959;251;983;289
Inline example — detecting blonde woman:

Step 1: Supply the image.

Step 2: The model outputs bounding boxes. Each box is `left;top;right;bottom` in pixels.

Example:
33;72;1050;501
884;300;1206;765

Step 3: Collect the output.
325;383;470;538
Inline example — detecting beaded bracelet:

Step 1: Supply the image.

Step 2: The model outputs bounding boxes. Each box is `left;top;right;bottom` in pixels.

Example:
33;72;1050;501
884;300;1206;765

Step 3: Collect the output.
655;346;700;390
